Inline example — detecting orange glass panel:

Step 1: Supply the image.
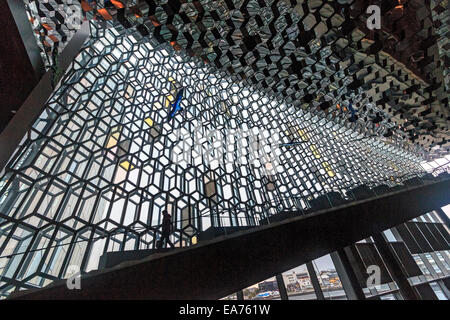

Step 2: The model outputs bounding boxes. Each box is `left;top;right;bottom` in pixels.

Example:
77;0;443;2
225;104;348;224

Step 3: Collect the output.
111;0;125;9
81;0;93;11
97;8;113;20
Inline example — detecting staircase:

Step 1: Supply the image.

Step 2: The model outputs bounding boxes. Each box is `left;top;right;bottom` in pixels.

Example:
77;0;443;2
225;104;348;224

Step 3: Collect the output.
8;177;450;300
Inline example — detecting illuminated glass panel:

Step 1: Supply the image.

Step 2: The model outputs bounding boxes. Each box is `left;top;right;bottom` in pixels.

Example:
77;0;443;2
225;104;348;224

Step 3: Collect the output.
0;22;427;298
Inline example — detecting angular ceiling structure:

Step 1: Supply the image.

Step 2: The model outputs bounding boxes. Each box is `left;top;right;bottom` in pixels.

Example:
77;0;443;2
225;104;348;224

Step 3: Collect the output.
2;0;449;299
0;21;428;297
23;0;449;159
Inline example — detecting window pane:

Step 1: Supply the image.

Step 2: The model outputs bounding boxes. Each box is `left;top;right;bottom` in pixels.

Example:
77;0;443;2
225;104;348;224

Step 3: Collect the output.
430;282;447;300
312;254;347;300
220;293;237;300
243;276;280;300
282;264;316;300
379;293;397;300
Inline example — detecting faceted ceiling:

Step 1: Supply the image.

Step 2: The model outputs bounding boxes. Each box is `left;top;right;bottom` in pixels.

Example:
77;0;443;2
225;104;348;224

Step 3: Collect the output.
23;0;450;159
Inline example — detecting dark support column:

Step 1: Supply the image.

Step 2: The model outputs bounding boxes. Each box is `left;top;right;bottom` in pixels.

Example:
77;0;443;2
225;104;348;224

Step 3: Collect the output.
6;0;45;77
438;280;450;299
275;274;288;300
419;253;439;278
0;0;40;133
435;208;450;229
236;290;244;300
306;262;325;300
372;233;421;300
331;250;366;300
0;20;90;175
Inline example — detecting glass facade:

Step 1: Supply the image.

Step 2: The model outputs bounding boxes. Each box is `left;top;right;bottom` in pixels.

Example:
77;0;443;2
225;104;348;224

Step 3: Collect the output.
282;264;317;300
243;276;280;300
19;0;450;159
0;7;449;299
311;254;346;300
224;210;450;300
23;0;83;68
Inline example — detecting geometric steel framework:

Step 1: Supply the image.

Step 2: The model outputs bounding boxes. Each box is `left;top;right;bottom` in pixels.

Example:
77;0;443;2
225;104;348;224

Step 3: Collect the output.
109;0;450;157
21;0;450;158
430;0;450;95
24;0;83;68
0;21;427;298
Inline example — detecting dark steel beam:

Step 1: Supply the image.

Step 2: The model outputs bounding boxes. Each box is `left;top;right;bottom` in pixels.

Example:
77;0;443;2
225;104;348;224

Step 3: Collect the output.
0;21;90;176
275;274;289;300
8;178;450;300
372;233;421;300
435;208;450;229
331;249;367;300
0;0;39;134
306;262;325;300
6;0;45;78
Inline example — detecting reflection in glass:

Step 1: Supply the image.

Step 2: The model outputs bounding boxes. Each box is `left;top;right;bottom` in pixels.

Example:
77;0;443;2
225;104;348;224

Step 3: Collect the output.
282;264;316;300
312;254;347;300
430;282;447;300
220;293;237;300
243;276;280;300
379;293;397;300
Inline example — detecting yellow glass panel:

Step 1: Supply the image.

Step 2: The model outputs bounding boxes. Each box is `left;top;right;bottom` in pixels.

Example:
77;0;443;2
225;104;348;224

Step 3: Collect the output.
106;126;122;148
322;161;335;177
222;103;232;117
387;161;398;171
298;129;309;142
168;76;176;84
120;161;134;171
106;137;118;149
310;145;321;159
192;236;197;245
144;117;153;127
